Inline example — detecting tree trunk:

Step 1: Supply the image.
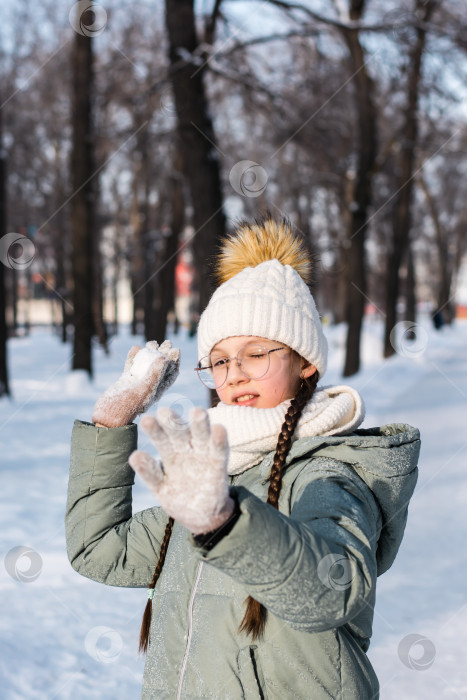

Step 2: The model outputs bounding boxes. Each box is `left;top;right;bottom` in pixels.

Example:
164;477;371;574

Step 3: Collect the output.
112;228;120;336
70;27;95;375
342;0;378;377
151;152;185;344
165;0;226;314
24;268;32;336
52;146;72;343
405;244;416;337
450;220;467;323
10;268;18;335
419;173;455;324
130;164;145;335
383;0;436;357
139;130;155;343
54;222;67;342
0;105;10;396
92;181;108;352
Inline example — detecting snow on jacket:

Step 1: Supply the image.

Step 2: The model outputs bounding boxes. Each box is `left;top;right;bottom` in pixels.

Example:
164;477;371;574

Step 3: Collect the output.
65;419;420;699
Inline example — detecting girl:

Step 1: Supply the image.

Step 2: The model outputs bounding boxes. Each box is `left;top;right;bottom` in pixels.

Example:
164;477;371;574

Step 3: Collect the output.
66;217;420;699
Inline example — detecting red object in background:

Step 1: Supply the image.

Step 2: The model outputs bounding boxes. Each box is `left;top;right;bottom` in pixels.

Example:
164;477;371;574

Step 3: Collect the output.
175;256;193;297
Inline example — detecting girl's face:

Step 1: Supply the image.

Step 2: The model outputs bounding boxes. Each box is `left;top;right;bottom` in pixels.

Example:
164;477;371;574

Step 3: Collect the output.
211;335;315;409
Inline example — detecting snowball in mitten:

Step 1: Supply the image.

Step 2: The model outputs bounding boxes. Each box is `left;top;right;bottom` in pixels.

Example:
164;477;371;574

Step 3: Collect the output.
92;340;180;428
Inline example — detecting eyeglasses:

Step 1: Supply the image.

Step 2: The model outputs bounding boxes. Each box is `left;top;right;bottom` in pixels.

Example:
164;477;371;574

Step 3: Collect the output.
195;341;287;389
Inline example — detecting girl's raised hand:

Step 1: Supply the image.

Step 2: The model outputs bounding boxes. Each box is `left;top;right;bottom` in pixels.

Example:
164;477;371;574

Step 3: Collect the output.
92;340;180;428
129;407;234;535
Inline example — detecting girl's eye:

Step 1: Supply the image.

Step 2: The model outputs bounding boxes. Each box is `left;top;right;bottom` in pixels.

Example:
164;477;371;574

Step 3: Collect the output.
213;358;228;367
245;349;266;359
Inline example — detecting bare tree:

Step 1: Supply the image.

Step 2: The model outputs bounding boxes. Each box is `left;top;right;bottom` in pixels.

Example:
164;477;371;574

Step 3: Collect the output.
148;146;185;343
383;0;437;357
418;151;467;325
165;0;226;314
341;0;378;376
0;104;10;396
70;21;96;375
1;0;466;381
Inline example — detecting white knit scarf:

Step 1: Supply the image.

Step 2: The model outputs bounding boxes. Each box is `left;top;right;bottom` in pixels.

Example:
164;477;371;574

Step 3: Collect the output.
207;385;365;475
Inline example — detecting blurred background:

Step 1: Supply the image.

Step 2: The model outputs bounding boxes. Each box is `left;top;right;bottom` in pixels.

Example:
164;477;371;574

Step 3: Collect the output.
0;0;466;392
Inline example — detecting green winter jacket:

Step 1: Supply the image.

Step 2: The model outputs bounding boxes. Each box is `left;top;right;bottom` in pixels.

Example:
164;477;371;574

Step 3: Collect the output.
66;419;420;700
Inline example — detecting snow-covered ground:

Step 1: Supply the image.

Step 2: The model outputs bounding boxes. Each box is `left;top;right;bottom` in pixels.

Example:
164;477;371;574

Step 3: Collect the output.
1;316;466;699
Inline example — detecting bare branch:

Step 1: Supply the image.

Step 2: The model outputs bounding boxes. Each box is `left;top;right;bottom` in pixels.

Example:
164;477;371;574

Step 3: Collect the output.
206;62;283;107
204;0;224;45
261;0;467;47
219;29;320;56
262;0;403;32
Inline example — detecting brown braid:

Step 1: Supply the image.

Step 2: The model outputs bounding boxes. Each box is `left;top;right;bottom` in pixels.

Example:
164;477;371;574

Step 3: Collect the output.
139;517;174;654
238;371;319;639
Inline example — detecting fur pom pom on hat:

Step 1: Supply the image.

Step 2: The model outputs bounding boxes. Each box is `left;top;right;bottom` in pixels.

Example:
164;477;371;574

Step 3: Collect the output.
197;217;328;378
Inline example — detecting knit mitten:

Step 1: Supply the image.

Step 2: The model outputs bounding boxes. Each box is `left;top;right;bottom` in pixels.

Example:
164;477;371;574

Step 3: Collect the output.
92;340;180;428
129;407;234;535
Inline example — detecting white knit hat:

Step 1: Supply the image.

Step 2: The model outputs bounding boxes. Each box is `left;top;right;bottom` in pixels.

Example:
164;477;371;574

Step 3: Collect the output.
197;257;328;378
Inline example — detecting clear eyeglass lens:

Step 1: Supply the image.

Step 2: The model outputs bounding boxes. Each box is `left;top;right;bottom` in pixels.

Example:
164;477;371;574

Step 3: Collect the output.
237;344;271;379
197;343;279;389
196;362;216;389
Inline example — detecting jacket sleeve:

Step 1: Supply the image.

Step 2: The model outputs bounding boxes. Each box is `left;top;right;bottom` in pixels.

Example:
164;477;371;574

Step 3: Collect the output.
65;419;169;587
191;458;381;632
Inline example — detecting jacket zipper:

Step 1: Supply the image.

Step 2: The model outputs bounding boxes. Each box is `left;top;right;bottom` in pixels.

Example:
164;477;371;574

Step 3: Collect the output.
249;646;266;699
176;561;203;700
176;477;240;698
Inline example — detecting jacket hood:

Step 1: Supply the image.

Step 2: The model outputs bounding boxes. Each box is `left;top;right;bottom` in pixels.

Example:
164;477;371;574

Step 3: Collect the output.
283;423;420;575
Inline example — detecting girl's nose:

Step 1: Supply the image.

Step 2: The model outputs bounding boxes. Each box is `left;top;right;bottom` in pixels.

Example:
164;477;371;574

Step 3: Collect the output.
226;359;248;384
